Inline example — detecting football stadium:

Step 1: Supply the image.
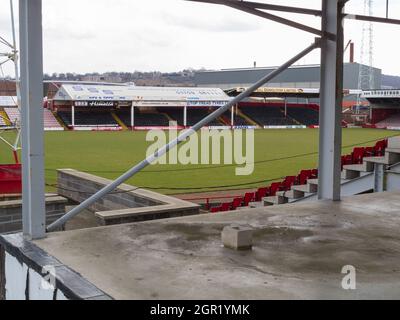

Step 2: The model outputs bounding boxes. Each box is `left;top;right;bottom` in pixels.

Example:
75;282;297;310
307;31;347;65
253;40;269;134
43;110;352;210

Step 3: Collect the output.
2;0;400;303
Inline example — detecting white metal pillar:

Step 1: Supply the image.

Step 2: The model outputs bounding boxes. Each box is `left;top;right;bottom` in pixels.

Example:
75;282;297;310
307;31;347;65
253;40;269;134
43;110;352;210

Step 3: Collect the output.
20;0;46;239
318;0;345;200
131;105;134;129
71;105;75;128
183;106;187;127
231;106;234;126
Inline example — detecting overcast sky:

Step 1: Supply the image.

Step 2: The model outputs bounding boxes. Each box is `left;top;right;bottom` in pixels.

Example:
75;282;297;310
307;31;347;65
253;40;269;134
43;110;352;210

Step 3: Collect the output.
0;0;399;77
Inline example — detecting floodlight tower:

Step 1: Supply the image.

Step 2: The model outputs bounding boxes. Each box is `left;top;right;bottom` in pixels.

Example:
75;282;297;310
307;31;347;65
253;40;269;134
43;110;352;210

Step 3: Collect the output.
356;0;374;113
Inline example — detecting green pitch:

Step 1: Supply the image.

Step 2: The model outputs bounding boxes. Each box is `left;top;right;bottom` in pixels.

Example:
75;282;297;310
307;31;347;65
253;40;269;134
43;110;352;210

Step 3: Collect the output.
0;128;397;195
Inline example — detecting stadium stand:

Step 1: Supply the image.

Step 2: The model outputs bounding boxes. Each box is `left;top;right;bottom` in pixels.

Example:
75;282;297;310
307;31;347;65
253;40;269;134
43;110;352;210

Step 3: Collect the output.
43;108;63;130
4;107;19;125
286;107;319;126
159;108;184;126
116;110;170;127
5;107;63;130
0;111;10;126
58;110;117;127
240;105;296;126
209;138;389;213
375;113;400;128
159;108;222;127
187;109;222;126
220;110;250;126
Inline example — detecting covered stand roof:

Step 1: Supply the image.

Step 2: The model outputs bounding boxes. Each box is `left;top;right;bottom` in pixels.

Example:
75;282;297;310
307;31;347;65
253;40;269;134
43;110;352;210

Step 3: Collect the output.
0;96;17;107
53;84;231;107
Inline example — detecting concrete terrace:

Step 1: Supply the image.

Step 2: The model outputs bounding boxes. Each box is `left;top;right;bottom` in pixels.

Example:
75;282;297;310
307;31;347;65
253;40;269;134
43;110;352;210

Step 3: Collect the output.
33;191;400;300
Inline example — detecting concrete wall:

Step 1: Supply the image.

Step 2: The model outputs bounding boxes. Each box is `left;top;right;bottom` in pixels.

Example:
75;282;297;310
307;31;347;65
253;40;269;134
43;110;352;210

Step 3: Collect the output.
58;170;160;212
0;233;111;300
57;169;201;226
0;196;68;234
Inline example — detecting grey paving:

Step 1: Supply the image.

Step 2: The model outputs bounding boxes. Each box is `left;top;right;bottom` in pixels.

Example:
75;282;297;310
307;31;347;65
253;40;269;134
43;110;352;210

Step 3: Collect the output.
34;191;400;300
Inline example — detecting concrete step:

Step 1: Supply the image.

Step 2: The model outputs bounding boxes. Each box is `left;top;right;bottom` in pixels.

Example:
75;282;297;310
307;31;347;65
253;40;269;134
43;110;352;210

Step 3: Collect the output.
276;189;304;199
343;162;374;172
363;156;389;165
292;183;317;194
364;151;400;165
386;148;400;155
341;169;360;180
388;136;400;149
248;201;264;208
263;196;288;206
307;179;319;186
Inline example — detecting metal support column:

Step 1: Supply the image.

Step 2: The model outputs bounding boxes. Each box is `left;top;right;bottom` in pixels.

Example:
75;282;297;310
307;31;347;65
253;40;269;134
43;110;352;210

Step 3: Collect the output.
19;0;46;239
71;105;75;128
374;163;385;192
231;106;234;127
183;106;187;127
131;105;134;129
317;0;345;201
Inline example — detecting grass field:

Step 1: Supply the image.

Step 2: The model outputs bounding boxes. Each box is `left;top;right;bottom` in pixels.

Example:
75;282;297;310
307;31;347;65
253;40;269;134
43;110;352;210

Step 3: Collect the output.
0;128;397;195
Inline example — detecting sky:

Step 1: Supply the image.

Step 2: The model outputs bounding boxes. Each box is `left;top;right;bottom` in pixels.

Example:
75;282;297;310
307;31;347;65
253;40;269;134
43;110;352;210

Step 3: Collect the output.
0;0;399;77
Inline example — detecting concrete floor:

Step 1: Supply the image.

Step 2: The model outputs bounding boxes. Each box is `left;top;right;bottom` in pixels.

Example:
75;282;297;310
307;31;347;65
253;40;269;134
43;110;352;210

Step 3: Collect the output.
34;191;400;299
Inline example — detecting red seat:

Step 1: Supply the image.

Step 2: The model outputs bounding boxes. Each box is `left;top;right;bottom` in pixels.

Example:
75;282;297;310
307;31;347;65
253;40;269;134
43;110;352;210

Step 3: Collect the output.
364;146;375;157
310;169;318;178
220;202;231;212
297;170;312;185
351;147;365;164
255;187;268;201
243;192;255;206
269;182;281;196
374;140;387;157
280;176;296;191
231;197;243;209
210;207;220;213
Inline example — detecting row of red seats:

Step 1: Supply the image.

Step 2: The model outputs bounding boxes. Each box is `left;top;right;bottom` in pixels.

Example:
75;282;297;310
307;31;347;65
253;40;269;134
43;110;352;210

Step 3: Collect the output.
210;169;318;213
211;139;388;213
341;139;387;169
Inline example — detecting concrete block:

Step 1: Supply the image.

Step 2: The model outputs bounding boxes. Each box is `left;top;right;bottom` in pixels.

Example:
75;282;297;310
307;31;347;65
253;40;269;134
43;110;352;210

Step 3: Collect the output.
221;225;254;250
388;136;400;149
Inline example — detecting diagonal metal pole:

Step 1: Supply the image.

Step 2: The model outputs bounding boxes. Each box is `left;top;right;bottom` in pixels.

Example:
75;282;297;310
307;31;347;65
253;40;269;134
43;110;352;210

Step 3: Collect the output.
47;39;320;232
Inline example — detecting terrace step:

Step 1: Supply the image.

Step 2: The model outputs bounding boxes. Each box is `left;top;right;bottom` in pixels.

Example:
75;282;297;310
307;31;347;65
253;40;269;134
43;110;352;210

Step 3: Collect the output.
292;183;317;194
276;189;304;199
249;201;264;208
307;179;319;186
385;148;400;155
341;169;360;180
343;162;374;173
263;196;288;206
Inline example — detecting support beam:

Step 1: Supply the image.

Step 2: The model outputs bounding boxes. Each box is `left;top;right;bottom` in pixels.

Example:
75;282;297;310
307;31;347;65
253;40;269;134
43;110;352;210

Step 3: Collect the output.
231;106;234;127
317;0;345;201
188;0;322;16
19;0;45;239
223;1;328;38
344;13;400;26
